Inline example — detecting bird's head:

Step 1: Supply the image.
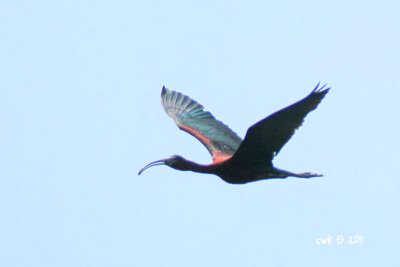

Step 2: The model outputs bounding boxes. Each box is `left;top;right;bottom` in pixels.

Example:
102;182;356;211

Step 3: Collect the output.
138;155;189;175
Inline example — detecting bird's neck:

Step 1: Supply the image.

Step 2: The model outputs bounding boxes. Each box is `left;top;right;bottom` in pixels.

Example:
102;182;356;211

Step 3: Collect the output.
177;158;216;174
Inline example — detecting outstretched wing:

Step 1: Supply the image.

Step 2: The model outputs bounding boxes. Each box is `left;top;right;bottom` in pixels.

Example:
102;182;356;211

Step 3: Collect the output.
231;83;330;166
161;86;243;163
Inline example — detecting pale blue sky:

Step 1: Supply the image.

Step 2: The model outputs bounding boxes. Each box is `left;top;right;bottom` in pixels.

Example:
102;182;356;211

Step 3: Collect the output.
1;0;399;266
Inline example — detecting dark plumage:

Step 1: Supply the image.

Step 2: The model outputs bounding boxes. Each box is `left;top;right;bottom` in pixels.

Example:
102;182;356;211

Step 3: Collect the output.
139;84;330;184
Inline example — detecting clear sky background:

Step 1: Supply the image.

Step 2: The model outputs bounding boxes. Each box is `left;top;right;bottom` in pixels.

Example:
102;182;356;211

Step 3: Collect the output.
1;0;399;266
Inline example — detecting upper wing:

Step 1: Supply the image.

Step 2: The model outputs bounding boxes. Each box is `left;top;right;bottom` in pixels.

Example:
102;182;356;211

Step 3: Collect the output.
230;83;330;166
161;86;243;163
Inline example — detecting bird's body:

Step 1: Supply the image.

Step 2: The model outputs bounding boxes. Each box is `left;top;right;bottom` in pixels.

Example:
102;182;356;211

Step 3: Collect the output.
139;84;330;184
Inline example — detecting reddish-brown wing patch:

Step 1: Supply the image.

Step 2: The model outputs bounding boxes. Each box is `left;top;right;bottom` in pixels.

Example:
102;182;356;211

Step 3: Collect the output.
179;124;232;164
211;151;232;164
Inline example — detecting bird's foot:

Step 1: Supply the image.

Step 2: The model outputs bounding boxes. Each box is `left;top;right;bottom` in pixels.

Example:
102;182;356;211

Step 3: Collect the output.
298;172;323;178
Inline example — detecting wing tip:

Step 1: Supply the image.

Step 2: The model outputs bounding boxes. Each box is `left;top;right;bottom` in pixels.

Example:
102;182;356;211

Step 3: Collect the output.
311;82;331;95
161;85;168;96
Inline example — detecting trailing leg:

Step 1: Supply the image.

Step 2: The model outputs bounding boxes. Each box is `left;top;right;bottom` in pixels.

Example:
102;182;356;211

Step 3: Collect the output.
273;168;323;179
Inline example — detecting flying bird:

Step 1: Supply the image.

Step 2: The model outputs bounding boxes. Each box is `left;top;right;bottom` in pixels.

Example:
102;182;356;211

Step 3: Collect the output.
139;84;330;184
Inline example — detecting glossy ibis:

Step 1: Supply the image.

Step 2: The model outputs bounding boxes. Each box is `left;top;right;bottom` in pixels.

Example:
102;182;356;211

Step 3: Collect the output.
139;84;330;184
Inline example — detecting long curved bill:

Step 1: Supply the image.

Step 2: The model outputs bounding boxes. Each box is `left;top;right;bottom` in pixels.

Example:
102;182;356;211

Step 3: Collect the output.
138;159;167;175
